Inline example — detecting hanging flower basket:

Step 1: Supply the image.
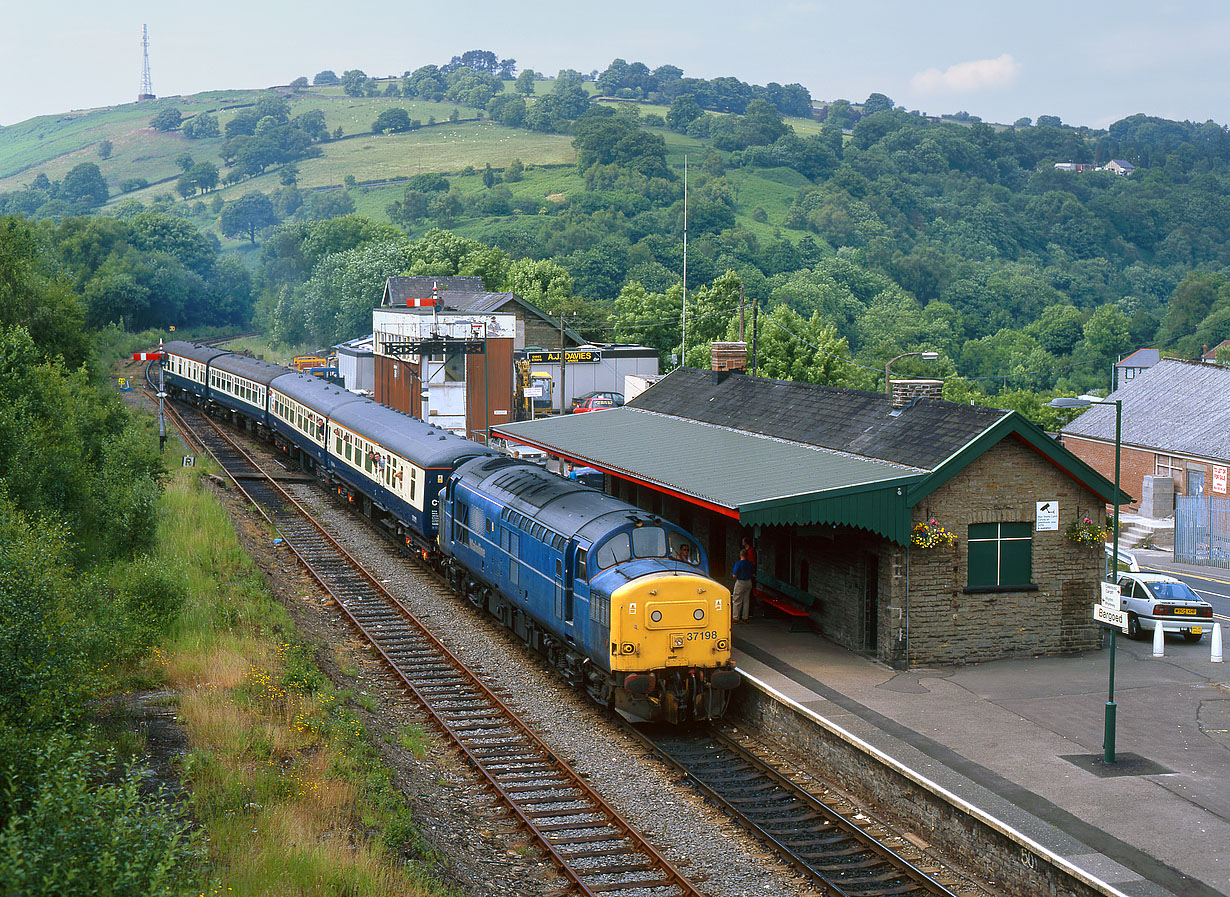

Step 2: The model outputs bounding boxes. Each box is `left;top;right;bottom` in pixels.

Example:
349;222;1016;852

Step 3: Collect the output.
911;518;956;549
1066;516;1108;546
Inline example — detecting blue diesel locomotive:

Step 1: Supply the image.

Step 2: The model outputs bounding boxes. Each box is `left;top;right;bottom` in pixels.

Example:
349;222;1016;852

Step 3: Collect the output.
161;341;739;722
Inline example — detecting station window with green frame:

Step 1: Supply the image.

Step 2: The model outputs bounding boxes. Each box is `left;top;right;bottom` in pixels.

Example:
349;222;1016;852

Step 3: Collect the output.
967;522;1033;590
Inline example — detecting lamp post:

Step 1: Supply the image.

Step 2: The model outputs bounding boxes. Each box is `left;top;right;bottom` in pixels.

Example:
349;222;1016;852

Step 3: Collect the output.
1051;395;1123;763
884;351;939;395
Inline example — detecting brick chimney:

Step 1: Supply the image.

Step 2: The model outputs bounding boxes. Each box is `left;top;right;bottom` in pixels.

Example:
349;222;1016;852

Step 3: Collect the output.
711;342;747;372
890;378;943;408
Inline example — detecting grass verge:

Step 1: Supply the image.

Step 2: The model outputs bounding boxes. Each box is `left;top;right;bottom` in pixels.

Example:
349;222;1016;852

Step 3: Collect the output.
153;467;454;896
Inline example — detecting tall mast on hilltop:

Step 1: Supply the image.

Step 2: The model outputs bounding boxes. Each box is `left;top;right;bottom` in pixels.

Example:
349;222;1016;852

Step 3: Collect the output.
138;25;156;101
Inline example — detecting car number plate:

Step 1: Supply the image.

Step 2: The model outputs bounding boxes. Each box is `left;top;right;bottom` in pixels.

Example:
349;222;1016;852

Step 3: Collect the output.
1191;626;1203;635
1174;608;1197;615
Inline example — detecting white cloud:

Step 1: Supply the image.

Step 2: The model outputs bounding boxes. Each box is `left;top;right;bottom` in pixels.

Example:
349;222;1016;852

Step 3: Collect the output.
911;54;1020;93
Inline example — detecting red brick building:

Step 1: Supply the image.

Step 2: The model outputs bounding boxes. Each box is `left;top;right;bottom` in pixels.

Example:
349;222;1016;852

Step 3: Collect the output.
1060;358;1230;513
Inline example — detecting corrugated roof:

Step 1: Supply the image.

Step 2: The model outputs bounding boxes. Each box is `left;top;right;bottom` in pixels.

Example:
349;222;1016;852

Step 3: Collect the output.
1062;357;1230;462
494;408;924;541
629;368;1009;470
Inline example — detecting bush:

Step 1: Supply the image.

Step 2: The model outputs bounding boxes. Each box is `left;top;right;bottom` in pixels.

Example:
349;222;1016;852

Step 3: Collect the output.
0;735;203;897
120;178;149;194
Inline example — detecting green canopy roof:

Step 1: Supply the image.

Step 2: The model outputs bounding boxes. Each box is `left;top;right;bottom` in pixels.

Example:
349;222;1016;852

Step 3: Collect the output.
494;409;926;542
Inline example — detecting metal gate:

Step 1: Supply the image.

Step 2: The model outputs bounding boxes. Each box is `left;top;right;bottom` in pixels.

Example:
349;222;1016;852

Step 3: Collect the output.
1175;496;1230;567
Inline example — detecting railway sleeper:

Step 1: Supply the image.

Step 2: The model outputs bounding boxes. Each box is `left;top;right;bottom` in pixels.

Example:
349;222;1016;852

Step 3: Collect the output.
580;875;674;893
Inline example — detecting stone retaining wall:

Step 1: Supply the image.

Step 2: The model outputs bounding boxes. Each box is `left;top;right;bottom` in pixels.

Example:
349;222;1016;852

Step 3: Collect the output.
732;681;1121;897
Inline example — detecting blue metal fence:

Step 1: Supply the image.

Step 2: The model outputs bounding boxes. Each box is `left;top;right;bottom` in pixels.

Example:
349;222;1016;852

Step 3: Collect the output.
1175;496;1230;568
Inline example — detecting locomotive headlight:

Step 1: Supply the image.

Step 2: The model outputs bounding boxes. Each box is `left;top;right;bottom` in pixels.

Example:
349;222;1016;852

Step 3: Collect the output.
650;610;663;622
717;639;728;650
622;642;635;654
693;609;705;621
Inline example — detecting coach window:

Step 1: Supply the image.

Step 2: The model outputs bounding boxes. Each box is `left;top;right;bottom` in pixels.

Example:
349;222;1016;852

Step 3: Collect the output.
967;523;1033;590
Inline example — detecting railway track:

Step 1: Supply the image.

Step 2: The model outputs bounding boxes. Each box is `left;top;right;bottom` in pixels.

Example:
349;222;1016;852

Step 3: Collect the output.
161;399;706;897
160;396;976;897
631;724;959;897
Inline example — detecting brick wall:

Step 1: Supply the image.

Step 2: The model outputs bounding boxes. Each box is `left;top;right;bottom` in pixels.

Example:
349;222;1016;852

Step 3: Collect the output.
893;437;1103;666
1060;435;1159;511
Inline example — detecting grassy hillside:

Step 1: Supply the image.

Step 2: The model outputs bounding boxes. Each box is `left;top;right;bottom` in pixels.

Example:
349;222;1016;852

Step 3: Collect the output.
0;81;819;248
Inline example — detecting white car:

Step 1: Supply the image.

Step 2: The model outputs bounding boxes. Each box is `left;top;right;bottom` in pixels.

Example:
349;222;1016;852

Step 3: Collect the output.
1115;573;1214;642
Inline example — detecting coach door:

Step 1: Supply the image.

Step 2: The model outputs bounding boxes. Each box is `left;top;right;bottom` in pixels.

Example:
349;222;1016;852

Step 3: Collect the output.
565;544;587;629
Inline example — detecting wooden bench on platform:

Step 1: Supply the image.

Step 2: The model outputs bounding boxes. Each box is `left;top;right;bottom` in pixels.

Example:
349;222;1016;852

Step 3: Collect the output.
752;573;818;633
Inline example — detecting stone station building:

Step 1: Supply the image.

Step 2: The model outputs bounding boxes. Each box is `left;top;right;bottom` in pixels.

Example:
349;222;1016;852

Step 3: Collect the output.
493;369;1121;667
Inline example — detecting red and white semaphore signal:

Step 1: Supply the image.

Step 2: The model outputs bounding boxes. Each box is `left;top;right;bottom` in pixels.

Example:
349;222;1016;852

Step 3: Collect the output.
132;350;163;361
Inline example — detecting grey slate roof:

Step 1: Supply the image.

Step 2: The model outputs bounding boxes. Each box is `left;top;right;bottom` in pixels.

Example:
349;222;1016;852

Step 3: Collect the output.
383;276;485;304
1116;348;1159;369
628;368;1010;471
494;407;922;511
382;277;587;343
1061;358;1230;462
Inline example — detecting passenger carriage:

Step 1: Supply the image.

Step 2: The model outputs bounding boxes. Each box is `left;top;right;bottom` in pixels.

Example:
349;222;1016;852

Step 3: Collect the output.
268;373;364;469
326;401;491;547
207;353;284;429
161;341;229;402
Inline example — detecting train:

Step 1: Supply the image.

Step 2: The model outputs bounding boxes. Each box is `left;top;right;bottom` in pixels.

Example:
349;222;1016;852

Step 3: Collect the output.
161;341;741;723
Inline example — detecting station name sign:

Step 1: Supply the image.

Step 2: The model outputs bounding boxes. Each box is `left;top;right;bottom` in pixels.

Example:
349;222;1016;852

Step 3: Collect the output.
527;349;602;364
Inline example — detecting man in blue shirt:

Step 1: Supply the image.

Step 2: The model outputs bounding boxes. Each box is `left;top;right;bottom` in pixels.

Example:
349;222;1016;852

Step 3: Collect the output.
732;549;754;623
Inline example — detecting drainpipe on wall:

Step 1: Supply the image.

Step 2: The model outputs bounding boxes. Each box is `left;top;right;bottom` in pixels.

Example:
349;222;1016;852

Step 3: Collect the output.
904;542;911;668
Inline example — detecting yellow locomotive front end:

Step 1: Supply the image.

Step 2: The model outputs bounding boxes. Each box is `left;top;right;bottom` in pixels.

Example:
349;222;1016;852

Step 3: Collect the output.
609;573;740;723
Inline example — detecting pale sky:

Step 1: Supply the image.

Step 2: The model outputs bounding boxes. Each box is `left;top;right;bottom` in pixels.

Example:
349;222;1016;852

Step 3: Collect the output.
2;1;1227;128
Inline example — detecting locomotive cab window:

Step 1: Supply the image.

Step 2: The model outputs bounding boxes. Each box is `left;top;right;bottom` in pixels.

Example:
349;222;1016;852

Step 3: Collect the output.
575;548;588;580
668;532;700;565
631;526;667;559
595;532;631;569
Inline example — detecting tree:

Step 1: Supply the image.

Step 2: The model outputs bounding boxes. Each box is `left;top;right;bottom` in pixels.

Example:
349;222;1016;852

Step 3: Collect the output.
506;158;524;182
341;69;369;97
313;70;340;86
1036;114;1063;128
220;192;277;245
482;163;497;189
666;95;703;131
515;69;536;95
290;76;309;90
1014;116;1032;128
60;163;109;208
862;93;894;115
175;153;194;172
149;107;182;131
372;108;413;134
182;111;219;139
96;140;112;160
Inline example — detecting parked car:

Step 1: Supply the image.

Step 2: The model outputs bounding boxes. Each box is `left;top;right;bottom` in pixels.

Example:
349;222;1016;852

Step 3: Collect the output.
1115;572;1214;641
570;391;625;413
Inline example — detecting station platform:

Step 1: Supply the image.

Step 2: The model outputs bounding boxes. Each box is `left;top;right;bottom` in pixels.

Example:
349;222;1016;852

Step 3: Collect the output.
732;600;1229;897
